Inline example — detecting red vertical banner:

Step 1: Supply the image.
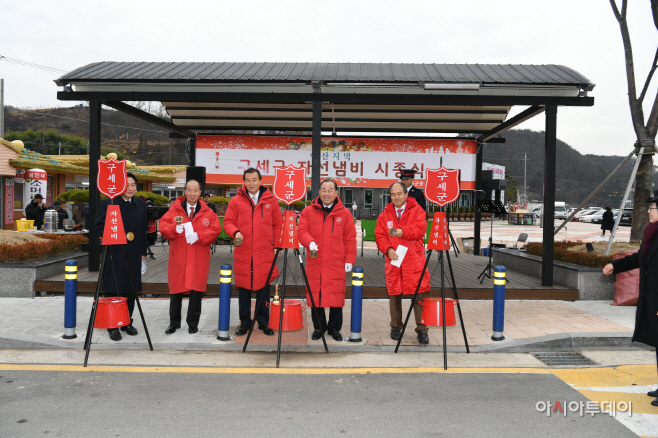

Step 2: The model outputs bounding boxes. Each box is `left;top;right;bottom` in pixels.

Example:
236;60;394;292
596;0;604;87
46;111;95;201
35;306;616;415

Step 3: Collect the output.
427;212;450;251
277;210;298;249
102;205;127;245
5;178;14;224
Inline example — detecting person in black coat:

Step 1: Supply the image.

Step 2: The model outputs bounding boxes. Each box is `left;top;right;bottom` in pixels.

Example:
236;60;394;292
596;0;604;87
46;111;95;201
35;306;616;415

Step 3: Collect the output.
399;168;426;211
603;190;658;407
49;201;69;229
601;206;614;236
94;173;147;342
25;194;47;229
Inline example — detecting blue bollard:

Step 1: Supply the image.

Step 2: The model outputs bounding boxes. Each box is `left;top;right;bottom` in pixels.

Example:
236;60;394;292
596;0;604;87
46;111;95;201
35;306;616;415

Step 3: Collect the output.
63;260;78;339
491;266;506;341
217;264;232;341
348;267;364;342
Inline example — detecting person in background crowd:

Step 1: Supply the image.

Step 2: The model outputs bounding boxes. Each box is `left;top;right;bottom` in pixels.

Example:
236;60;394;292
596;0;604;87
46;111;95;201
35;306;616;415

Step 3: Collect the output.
375;182;431;345
159;180;221;335
169;198;177;207
50;201;69;229
298;179;357;342
25;194;48;229
601;206;614;236
603;190;658;408
399;168;426;211
223;168;282;337
94;172;147;341
203;193;217;214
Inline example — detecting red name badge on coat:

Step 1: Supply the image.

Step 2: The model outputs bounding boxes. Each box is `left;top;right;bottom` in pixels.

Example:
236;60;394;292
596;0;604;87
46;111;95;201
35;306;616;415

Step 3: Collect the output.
277;210;298;249
427;212;450;251
102;205;127;245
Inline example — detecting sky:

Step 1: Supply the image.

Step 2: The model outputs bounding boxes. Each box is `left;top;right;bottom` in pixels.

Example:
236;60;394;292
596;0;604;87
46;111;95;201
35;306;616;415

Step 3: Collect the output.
1;0;657;157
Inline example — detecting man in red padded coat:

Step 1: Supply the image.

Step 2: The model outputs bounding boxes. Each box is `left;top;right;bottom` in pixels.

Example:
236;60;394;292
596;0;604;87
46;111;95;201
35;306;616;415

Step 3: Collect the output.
375;182;431;345
298;180;357;342
223;168;282;336
160;179;221;334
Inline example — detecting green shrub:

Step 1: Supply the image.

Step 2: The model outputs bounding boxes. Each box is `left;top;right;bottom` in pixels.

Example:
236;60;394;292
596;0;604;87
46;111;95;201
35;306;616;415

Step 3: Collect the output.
135;192;169;206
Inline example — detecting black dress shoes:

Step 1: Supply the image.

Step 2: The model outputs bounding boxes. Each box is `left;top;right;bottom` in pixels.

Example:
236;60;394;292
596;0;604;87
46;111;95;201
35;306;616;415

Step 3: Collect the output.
235;325;249;336
648;388;658;397
330;331;343;342
261;327;275;336
108;328;122;341
417;332;429;345
652;398;658;407
390;327;401;340
311;329;323;340
165;323;181;334
188;326;199;334
120;324;138;336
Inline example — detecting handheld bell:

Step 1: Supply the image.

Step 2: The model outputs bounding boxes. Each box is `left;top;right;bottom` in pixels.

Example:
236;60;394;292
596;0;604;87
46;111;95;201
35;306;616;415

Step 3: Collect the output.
389;227;397;237
174;216;183;225
273;285;280;305
309;249;318;259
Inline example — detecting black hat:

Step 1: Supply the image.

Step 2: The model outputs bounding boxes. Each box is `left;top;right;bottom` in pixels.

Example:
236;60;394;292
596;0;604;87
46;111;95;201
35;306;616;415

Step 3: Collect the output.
33;194;43;200
645;189;658;203
398;168;422;179
53;201;61;206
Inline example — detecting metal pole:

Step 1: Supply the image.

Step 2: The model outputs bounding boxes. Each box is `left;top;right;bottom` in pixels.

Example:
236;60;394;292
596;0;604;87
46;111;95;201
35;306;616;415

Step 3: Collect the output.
84;245;108;366
445;249;469;353
542;106;557;286
491;266;506;341
311;99;322;199
217;264;232;341
555;149;635;234
0;78;4;137
276;248;288;368
605;147;645;256
88;101;101;271
474;141;483;255
63;260;78;339
348;267;364;342
440;250;447;370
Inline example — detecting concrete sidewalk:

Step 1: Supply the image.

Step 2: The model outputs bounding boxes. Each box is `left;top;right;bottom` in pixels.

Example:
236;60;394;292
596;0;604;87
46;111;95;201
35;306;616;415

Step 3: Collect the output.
0;296;642;354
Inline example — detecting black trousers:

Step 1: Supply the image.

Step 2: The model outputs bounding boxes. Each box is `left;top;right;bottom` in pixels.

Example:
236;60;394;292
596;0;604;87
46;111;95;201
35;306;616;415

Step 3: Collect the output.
311;307;343;332
238;285;270;329
169;291;203;328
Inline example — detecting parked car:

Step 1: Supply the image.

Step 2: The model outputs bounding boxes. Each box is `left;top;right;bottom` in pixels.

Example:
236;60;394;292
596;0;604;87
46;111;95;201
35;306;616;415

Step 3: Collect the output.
582;209;618;224
619;208;633;226
571;209;597;222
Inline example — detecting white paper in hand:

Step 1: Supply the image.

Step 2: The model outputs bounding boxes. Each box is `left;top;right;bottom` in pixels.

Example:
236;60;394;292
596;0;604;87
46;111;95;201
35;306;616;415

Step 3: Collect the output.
141;259;147;275
390;245;408;267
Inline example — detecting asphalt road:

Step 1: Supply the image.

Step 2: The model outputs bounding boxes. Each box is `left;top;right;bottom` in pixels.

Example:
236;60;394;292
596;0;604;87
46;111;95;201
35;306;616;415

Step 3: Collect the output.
1;370;637;438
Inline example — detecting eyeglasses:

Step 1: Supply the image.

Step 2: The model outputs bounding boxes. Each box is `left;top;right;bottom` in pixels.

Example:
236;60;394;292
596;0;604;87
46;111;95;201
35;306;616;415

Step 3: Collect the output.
649;207;658;211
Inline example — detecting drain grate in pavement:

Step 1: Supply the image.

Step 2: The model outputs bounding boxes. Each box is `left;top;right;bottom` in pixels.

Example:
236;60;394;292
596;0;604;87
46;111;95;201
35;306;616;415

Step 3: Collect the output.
531;352;598;366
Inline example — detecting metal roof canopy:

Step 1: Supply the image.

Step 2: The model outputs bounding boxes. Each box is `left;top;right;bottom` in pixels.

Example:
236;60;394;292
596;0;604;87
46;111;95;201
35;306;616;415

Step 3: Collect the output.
56;62;595;286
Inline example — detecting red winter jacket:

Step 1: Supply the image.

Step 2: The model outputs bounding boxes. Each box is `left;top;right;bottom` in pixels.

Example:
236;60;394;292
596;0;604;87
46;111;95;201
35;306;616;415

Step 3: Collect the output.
375;196;430;295
298;196;357;308
223;185;282;290
160;199;222;294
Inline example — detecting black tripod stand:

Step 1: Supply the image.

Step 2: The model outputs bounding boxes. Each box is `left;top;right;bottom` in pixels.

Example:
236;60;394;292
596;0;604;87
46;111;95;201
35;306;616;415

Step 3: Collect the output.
83;201;153;367
477;200;509;284
242;212;329;367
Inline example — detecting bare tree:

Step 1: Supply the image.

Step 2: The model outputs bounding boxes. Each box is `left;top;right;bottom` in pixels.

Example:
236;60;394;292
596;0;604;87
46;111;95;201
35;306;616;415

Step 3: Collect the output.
610;0;658;241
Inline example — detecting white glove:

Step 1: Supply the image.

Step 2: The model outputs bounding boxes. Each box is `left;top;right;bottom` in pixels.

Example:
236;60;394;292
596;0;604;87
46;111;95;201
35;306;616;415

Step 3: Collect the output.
176;224;184;234
345;263;352;273
186;231;199;244
309;241;319;251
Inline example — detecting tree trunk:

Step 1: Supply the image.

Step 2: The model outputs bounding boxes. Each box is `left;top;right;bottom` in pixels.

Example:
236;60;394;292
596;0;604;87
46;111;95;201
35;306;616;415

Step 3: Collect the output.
630;152;654;241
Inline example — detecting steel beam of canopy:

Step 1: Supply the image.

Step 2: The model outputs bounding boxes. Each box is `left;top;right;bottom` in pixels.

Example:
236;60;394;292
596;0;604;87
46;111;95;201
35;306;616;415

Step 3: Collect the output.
57;91;595;108
88;101;101;272
189;137;196;167
102;101;195;138
311;90;322;199
477;106;545;142
542;105;557;286
474;141;483;255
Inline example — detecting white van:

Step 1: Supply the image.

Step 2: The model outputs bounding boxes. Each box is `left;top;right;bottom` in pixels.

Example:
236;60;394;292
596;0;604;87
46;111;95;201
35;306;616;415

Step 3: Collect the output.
554;202;567;219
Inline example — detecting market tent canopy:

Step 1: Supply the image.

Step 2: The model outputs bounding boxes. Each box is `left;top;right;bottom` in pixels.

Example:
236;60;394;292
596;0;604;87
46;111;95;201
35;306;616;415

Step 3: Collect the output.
55;62;593;135
55;62;595;286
